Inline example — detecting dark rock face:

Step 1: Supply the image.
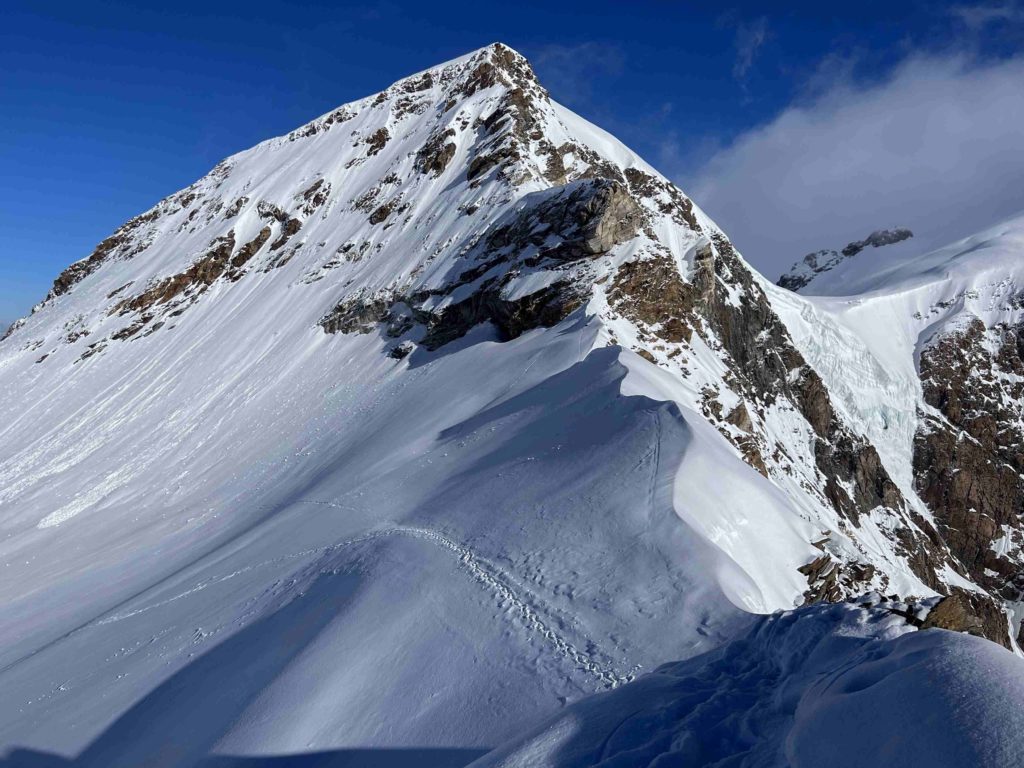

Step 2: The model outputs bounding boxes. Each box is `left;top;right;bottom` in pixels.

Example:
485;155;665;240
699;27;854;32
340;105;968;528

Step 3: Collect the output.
458;42;539;100
416;128;457;176
364;128;390;156
113;232;239;317
623;168;699;231
608;252;693;344
233;228;273;272
841;227;913;258
319;294;398;336
611;231;909;538
223;196;248;219
101;179;332;345
286;107;354;142
419;280;583;350
320;178;643;349
857;590;1011;649
454;48;553;187
920;589;1011;649
107;216;283;343
298;180;330;216
698;238;909;528
801;556;879;603
914;319;1024;604
269;218;302;251
777;250;842;292
486;178;644;262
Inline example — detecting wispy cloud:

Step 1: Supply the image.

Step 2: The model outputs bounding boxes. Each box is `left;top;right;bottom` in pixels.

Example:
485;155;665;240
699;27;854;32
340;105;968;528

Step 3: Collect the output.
949;1;1024;31
684;52;1024;279
731;17;769;81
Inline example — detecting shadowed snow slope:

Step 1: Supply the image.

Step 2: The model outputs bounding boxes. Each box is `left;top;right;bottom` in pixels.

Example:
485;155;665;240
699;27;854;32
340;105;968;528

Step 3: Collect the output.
474;602;1024;768
2;43;1024;767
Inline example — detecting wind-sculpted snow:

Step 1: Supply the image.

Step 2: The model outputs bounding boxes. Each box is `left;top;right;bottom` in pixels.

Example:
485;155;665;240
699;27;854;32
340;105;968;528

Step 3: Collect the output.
0;333;764;761
474;602;1024;768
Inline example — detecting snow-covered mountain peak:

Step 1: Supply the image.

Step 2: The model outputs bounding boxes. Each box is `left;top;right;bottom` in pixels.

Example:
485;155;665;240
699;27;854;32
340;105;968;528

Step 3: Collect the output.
0;42;994;620
777;226;914;292
4;41;682;360
817;214;1024;300
3;45;1024;764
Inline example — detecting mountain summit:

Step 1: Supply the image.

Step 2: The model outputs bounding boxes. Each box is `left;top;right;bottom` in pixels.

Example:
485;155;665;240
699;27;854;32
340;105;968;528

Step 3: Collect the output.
777;227;914;292
2;44;1024;766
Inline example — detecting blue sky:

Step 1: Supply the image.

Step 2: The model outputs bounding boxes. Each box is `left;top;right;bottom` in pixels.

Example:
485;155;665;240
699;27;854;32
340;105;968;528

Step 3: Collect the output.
4;1;1024;327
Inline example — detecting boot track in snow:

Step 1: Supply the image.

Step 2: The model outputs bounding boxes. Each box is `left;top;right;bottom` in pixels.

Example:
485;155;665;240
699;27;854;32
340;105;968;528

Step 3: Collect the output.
94;499;638;690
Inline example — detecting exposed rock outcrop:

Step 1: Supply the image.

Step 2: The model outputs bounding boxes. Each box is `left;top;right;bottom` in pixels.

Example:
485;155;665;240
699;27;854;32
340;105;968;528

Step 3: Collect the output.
611;232;909;533
914;318;1024;604
320;177;644;349
16;41;1020;656
416;128;457;176
919;589;1010;648
44;208;163;303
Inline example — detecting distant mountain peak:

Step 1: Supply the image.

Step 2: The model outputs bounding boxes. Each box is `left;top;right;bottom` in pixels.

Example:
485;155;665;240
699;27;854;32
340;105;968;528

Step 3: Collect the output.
778;226;913;292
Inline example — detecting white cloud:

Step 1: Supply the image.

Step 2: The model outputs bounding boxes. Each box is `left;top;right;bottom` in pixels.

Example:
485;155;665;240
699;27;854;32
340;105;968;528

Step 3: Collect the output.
683;53;1024;280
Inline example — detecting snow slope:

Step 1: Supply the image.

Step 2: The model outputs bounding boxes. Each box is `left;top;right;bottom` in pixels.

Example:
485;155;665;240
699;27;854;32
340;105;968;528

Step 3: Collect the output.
1;43;1023;767
475;601;1024;768
0;44;824;764
782;215;1024;301
778;214;1024;413
777;227;916;292
774;213;1024;419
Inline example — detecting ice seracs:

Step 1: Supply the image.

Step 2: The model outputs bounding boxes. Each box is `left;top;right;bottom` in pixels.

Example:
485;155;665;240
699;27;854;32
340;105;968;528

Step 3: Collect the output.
775;214;1024;650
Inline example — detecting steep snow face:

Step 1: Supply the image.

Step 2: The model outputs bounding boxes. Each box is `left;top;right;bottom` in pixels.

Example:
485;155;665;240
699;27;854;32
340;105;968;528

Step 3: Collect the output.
0;40;955;619
474;601;1024;768
0;43;1017;764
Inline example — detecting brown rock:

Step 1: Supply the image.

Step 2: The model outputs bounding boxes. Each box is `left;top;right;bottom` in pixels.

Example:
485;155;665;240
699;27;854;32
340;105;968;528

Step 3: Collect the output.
364;128;390;156
921;589;1010;648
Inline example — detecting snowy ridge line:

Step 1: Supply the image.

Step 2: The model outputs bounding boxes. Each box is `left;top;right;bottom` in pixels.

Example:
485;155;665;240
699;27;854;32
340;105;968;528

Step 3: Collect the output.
96;500;638;689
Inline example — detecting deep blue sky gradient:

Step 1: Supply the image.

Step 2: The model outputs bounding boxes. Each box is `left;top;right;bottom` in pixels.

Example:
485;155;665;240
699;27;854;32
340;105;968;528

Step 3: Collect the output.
0;1;1009;325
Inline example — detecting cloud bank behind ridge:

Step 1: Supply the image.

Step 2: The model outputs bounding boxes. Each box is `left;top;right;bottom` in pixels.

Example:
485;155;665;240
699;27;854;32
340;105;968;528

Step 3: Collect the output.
685;53;1024;281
